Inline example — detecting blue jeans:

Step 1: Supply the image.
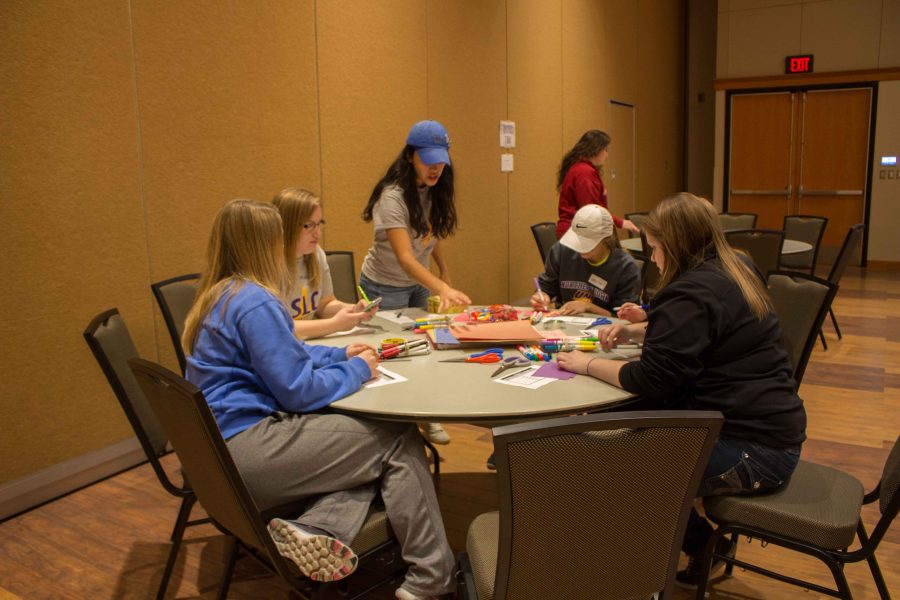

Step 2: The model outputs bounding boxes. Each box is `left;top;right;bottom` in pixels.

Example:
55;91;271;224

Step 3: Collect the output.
682;437;801;556
359;273;430;310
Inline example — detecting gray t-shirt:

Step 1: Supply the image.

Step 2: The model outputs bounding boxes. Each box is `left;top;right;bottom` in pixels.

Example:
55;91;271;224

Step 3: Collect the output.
287;245;334;320
538;243;641;312
361;185;436;287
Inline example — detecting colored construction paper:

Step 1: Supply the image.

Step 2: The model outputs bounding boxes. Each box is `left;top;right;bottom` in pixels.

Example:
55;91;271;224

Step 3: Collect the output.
534;362;577;380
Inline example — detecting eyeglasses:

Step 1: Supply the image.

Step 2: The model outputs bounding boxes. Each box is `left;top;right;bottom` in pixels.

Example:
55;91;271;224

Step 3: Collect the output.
302;219;326;231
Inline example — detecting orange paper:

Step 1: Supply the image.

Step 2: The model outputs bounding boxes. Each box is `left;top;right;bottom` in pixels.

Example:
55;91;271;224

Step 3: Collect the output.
451;320;543;342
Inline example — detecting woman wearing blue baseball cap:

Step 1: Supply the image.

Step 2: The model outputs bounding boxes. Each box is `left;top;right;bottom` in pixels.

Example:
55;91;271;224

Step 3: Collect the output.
360;120;471;447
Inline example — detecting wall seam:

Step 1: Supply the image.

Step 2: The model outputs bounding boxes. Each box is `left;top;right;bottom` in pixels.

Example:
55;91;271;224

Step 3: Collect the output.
125;0;160;361
313;1;325;230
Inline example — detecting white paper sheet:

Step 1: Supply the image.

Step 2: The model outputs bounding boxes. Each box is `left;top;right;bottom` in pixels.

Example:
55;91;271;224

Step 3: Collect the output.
364;366;408;388
375;310;415;325
492;365;555;389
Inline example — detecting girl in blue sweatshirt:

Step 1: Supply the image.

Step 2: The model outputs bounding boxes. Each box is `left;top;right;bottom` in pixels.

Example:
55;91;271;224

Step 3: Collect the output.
183;199;455;600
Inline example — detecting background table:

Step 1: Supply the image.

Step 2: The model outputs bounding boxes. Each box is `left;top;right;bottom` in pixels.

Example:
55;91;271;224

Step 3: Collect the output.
314;310;635;424
620;236;812;255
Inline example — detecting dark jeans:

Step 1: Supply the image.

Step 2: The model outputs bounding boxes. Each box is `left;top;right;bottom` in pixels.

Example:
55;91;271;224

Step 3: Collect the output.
682;436;801;556
359;273;430;311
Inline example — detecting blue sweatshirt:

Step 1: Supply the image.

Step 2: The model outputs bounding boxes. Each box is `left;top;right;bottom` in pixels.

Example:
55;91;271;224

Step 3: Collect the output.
186;281;371;439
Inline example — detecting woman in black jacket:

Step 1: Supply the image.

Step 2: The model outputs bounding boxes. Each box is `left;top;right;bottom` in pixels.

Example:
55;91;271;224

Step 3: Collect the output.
557;192;805;589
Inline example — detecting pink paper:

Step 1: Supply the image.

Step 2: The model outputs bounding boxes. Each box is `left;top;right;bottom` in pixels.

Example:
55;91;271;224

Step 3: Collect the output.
534;362;577;380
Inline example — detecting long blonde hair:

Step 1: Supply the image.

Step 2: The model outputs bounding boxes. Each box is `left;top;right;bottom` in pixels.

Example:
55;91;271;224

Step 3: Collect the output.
272;187;322;291
642;192;771;320
182;199;290;355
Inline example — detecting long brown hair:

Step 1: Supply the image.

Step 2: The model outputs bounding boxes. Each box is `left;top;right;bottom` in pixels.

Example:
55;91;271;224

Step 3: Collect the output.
272;187;322;291
642;192;771;320
182;199;290;354
556;130;611;190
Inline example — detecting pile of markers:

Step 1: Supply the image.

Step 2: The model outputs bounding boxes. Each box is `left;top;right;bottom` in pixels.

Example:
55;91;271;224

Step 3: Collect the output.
538;337;601;354
379;338;430;360
404;317;453;332
517;344;551;361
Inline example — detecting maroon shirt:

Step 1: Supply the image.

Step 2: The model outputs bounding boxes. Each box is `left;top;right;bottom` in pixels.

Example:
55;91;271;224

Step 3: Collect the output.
555;159;623;238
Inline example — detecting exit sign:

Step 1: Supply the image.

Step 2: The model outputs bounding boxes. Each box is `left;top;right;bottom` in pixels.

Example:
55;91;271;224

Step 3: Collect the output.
785;54;814;74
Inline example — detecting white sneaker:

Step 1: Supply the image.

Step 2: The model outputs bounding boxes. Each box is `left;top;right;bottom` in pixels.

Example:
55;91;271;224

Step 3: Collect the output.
423;422;450;445
395;587;439;600
267;518;358;582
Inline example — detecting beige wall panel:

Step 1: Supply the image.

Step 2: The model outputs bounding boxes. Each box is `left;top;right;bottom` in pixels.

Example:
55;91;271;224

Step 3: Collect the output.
317;2;427;275
562;0;609;143
508;0;564;302
716;10;730;79
426;1;508;304
0;1;148;482
726;5;801;78
801;0;882;72
602;1;639;106
880;0;900;67
730;0;797;10
635;0;685;210
130;1;320;368
131;0;320;279
868;81;900;261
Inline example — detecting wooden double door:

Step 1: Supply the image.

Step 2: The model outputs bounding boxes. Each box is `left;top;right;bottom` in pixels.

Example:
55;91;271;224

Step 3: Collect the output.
727;87;872;262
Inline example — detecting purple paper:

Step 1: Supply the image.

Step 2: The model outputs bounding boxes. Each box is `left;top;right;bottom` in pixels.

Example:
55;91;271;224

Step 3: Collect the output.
434;328;461;345
534;362;576;380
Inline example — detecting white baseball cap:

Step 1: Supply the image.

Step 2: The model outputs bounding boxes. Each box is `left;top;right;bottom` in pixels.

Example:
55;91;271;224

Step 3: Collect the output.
559;204;615;254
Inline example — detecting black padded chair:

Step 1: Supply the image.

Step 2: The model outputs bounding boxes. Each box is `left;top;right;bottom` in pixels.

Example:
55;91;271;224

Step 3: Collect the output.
129;357;406;600
530;222;556;264
766;271;838;387
325;250;359;304
83;309;208;600
725;228;785;278
718;212;758;231
458;410;723;600
697;435;900;600
782;215;828;275
151;273;200;374
624;211;649;238
820;223;865;349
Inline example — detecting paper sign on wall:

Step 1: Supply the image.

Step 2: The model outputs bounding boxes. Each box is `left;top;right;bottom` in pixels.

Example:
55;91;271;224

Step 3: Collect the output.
500;121;516;148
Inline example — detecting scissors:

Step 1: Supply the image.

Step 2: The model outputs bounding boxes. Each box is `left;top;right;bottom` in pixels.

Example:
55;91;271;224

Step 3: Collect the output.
438;348;504;364
491;356;532;378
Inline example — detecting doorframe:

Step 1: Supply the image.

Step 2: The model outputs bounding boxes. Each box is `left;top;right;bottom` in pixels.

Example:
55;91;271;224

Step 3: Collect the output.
723;81;879;265
608;99;636;214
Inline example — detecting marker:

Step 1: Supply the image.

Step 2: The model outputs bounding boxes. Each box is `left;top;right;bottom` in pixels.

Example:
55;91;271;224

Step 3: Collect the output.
613;304;649;311
533;276;549;311
357;285;370;303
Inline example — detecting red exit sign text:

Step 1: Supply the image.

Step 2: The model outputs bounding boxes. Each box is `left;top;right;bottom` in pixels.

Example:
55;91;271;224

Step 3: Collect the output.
785;54;814;74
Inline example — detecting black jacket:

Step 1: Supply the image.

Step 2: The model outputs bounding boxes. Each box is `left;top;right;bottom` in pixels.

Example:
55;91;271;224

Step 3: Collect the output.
619;257;806;448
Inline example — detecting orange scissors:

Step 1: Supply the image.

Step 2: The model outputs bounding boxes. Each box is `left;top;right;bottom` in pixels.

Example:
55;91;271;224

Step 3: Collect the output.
438;348;504;364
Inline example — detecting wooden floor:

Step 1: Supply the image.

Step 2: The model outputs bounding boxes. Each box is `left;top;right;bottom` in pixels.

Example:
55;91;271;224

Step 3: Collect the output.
1;266;898;599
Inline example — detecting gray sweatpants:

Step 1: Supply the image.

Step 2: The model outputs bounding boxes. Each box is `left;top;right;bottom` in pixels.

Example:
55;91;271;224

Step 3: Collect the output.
226;411;455;597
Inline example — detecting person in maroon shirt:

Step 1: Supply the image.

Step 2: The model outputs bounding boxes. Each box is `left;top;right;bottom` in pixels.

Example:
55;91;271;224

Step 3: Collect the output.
555;130;640;238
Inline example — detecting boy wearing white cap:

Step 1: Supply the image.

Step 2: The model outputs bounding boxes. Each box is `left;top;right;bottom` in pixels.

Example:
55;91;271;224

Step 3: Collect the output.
532;204;641;318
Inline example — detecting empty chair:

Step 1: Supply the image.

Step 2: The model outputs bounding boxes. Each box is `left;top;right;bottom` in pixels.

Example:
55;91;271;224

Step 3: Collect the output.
766;271;838;387
696;434;900;599
128;357;405;599
325;250;359;304
458;410;723;600
83;308;208;600
782;215;828;275
624;211;649;238
822;223;865;347
530;222;556;264
725;228;785;278
718;212;757;231
151;273;200;374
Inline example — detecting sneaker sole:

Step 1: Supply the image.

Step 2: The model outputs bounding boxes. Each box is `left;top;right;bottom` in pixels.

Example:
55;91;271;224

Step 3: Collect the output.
268;519;358;582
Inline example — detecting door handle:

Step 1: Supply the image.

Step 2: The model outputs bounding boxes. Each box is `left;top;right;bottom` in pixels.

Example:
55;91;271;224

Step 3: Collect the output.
798;188;863;196
730;188;790;195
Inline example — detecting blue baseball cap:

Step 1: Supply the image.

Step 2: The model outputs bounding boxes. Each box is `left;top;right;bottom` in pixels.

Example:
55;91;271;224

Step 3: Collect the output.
406;120;451;166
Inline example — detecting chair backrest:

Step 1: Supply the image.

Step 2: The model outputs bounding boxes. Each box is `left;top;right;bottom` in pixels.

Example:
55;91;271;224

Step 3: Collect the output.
879;435;900;516
766;272;838;387
719;212;758;231
781;215;828;273
151;273;200;375
128;358;298;582
725;228;785;277
325;250;359;304
826;223;865;286
530;222;556;264
624;212;649;238
83;309;182;496
490;410;723;600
